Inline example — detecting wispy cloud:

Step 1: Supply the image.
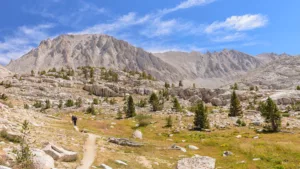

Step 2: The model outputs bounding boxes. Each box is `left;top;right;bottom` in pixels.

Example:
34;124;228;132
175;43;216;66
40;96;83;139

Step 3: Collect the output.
205;14;268;34
160;0;216;15
0;24;54;65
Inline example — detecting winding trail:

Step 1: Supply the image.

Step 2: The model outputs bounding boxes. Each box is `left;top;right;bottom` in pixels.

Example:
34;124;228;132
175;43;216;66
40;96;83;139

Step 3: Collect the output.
77;133;97;169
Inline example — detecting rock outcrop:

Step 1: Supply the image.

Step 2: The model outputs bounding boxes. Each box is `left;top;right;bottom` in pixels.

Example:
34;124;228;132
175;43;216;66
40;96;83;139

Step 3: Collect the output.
177;156;216;169
43;143;78;162
32;149;55;169
108;137;143;147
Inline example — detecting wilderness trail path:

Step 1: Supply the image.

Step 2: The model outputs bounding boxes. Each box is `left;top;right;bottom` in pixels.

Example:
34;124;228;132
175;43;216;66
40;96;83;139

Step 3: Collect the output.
77;133;98;169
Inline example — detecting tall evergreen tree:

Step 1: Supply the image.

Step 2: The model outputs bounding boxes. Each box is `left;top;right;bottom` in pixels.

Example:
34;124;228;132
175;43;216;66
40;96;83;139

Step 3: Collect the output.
193;101;209;130
259;97;281;132
229;91;242;117
149;93;163;111
126;95;136;118
172;97;181;112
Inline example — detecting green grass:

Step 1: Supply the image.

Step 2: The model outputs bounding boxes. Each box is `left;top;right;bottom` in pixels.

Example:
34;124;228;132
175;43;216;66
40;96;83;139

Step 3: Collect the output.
55;111;300;169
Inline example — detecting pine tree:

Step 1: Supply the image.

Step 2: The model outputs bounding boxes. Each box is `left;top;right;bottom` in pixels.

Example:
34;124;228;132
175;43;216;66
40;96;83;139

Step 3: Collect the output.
231;83;239;90
165;82;170;89
229;91;242;117
193;101;209;130
126;95;136;118
90;68;94;78
58;100;63;109
165;115;173;128
13;120;33;169
179;80;183;87
259;97;281;132
149;93;163;111
172;97;181;112
45;100;51;109
75;97;83;108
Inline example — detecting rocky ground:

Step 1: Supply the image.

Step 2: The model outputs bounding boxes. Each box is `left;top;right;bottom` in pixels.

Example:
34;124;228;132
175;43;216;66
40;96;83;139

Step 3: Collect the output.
1;67;300;169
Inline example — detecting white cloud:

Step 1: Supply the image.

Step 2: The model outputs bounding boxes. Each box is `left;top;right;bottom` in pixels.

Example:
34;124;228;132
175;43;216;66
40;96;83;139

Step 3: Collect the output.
0;24;54;65
205;14;268;34
78;12;150;34
161;0;216;15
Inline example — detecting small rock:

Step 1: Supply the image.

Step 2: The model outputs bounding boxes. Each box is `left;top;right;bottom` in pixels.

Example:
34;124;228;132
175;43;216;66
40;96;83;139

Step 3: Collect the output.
253;158;261;161
223;151;233;157
115;160;127;165
133;130;143;139
253;136;259;139
100;164;112;169
236;135;242;138
177;156;216;169
188;145;199;150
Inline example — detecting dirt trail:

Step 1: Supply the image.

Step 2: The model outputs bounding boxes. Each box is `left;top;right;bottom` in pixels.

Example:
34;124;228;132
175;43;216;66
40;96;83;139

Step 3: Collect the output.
77;133;97;169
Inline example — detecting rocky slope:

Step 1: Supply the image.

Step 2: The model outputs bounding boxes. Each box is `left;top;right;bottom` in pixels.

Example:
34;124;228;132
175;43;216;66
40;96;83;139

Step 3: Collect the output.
237;56;300;89
154;49;262;88
0;66;11;79
256;53;292;64
6;34;183;81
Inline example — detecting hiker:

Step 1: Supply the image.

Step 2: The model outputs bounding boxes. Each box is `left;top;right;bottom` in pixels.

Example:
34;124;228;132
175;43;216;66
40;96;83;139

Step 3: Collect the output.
72;115;78;126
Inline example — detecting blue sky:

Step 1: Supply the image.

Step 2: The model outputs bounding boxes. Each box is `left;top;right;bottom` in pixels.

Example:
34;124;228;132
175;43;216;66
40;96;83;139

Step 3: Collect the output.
0;0;300;65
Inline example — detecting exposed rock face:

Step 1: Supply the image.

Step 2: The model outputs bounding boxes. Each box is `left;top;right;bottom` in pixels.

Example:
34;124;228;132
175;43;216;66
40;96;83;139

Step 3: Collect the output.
43;143;78;162
177;156;216;169
155;49;262;88
256;53;292;64
83;84;121;97
6;34;182;82
0;66;11;79
238;56;300;89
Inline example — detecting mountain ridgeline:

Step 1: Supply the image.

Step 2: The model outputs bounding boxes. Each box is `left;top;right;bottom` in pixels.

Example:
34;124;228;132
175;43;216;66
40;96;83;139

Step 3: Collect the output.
5;34;296;88
6;34;183;81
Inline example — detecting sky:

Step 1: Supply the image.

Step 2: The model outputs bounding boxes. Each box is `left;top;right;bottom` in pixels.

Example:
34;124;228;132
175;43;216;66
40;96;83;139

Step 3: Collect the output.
0;0;300;65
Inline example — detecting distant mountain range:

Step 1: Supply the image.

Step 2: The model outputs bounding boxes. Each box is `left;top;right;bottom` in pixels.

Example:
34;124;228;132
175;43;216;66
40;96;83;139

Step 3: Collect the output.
4;34;298;88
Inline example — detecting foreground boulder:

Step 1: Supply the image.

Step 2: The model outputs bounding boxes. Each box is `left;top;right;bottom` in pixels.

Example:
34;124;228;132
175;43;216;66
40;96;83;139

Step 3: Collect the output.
32;149;55;169
177;156;216;169
132;130;143;139
108;137;143;147
43;143;78;162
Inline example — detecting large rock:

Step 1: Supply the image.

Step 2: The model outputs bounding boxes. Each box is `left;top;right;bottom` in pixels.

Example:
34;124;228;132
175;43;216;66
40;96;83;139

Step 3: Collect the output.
177;156;216;169
32;149;55;169
108;137;143;147
43;143;77;162
132;130;143;139
83;84;120;97
0;129;21;142
211;98;224;106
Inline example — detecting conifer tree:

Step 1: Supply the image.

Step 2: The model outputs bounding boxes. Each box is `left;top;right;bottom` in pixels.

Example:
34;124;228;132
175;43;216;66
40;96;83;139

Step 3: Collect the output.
165;82;170;89
149;93;163;111
259;97;281;132
172;97;182;112
193;101;209;130
165;115;173;128
179;80;183;87
229;90;242;117
126;95;136;118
